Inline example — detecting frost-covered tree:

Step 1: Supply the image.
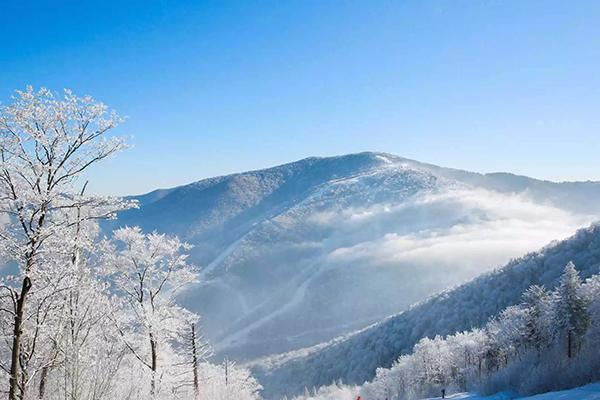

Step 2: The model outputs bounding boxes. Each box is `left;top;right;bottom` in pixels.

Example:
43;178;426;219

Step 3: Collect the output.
411;335;454;396
291;381;358;400
521;285;552;350
581;274;600;347
100;227;198;399
42;239;126;400
446;329;487;390
553;262;589;358
189;323;212;398
492;306;527;357
0;240;77;399
0;87;130;400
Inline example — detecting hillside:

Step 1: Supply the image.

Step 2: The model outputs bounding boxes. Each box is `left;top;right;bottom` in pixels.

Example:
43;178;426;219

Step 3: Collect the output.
251;224;600;398
109;152;600;359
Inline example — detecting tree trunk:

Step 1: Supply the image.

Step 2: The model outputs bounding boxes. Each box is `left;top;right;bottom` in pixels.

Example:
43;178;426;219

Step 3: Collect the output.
191;324;199;399
38;364;48;400
9;276;32;400
18;366;28;400
567;331;572;359
149;333;157;399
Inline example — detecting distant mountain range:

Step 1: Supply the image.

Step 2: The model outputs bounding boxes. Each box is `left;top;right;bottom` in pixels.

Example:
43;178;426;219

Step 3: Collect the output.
109;152;600;361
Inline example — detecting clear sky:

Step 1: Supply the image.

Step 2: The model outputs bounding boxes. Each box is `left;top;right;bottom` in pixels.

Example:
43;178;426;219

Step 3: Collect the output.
1;0;599;195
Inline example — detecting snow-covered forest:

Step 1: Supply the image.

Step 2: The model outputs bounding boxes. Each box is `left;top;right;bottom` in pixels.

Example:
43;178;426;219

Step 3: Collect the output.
0;88;261;400
293;263;600;400
252;224;600;398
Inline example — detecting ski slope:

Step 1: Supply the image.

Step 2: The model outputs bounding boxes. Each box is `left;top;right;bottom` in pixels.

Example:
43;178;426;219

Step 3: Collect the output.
427;382;600;400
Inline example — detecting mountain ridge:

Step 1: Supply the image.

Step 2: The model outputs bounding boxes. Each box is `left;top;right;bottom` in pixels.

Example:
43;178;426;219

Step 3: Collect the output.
131;152;600;199
107;152;600;361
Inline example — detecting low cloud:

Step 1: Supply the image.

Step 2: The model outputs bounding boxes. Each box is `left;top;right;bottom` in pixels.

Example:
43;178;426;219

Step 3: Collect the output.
324;188;595;275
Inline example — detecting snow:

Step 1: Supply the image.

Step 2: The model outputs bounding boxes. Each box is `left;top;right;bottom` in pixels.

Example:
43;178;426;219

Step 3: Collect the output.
427;382;600;400
375;154;393;164
292;382;600;400
425;393;514;400
523;383;600;399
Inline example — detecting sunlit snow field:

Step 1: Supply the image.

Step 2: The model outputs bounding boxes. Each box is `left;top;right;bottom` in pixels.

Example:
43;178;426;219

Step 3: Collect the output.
427;382;600;400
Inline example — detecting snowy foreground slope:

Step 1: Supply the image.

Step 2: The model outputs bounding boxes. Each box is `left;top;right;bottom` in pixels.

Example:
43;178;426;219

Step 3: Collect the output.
251;224;600;398
289;382;600;400
110;152;600;359
428;382;600;400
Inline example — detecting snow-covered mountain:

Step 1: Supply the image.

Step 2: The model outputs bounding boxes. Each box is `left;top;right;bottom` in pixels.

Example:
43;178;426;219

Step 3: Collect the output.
110;152;600;361
250;224;600;398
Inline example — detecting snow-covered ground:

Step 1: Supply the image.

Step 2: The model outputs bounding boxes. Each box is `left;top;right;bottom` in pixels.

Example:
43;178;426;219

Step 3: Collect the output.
428;382;600;400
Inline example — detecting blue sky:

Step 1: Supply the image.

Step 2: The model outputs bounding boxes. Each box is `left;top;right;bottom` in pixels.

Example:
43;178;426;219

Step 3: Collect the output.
1;0;599;195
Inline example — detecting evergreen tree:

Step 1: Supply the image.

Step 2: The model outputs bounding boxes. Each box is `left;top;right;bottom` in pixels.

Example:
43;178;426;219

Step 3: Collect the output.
553;262;590;358
521;285;552;350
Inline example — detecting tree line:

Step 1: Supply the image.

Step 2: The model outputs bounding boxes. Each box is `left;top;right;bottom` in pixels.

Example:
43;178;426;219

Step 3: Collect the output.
359;262;600;399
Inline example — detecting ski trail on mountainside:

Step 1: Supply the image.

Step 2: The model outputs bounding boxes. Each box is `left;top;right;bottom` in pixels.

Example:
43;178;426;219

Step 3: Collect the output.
212;171;384;351
213;259;333;351
200;230;253;280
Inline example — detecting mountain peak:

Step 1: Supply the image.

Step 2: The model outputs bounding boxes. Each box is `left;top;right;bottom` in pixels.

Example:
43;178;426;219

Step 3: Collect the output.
109;152;600;366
